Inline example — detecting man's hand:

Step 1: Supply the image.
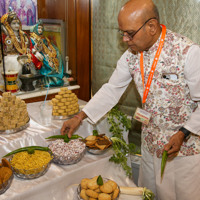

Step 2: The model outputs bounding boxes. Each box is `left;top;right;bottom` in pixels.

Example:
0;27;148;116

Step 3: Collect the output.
61;117;81;138
60;111;87;138
164;131;185;158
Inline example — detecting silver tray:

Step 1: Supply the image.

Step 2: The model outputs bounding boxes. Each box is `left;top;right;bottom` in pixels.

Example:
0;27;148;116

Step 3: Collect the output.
0;118;30;135
77;177;120;200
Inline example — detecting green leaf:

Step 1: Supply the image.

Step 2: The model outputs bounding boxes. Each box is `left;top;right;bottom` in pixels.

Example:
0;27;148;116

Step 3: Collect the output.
27;148;35;154
97;175;103;185
93;130;99;136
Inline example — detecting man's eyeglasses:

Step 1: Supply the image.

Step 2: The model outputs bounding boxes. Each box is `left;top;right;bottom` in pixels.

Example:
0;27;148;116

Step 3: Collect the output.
118;17;157;40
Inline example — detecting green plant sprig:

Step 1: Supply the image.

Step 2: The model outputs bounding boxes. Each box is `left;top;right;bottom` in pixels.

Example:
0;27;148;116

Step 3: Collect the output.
107;106;140;177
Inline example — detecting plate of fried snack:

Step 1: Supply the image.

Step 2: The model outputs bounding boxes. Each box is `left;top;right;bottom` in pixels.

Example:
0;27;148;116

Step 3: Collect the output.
0;158;13;195
83;130;112;155
77;175;120;200
3;146;53;179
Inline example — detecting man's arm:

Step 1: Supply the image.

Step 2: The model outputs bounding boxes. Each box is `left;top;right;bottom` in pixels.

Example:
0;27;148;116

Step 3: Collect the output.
61;50;133;136
82;50;133;124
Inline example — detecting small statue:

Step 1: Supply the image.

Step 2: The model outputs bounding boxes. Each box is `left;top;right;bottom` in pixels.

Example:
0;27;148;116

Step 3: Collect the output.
0;7;41;75
0;8;43;92
30;20;64;87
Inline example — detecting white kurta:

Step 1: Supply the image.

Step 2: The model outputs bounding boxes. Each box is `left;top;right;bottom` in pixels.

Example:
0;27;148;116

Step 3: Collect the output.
83;45;200;135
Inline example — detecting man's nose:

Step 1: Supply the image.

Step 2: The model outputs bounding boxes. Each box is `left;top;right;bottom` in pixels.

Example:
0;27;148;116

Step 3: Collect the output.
123;35;130;42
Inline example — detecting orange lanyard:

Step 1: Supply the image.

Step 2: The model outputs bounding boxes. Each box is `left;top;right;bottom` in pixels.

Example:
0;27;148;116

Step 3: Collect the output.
140;24;166;104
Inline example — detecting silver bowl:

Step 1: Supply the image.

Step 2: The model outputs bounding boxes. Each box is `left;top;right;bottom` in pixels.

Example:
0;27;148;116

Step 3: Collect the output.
48;139;86;165
86;146;112;155
11;162;51;179
10;152;53;180
0;173;13;195
52;148;86;165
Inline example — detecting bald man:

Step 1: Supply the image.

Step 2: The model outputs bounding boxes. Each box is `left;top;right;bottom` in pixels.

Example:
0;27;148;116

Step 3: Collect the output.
61;1;200;199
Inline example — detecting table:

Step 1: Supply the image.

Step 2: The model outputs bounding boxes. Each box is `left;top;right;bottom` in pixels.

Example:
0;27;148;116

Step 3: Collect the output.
0;101;141;200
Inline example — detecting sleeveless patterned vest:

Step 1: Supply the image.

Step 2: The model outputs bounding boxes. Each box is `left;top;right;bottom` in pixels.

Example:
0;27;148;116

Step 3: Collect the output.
127;29;200;156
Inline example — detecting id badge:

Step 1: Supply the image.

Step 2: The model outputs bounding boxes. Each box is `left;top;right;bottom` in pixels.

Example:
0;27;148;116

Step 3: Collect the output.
133;107;151;125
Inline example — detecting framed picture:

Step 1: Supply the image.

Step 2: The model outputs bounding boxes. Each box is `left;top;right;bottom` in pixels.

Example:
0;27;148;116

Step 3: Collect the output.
39;18;66;70
0;0;38;26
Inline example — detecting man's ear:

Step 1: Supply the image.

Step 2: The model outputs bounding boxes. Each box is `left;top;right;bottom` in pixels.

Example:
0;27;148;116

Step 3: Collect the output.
147;19;158;36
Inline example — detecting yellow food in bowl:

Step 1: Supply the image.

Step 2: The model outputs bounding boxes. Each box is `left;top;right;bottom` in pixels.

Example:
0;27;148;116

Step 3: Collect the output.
11;150;53;175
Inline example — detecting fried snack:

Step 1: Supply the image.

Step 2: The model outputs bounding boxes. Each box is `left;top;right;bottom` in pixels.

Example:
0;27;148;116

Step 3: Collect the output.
86;135;97;141
87;176;99;190
86;140;96;146
100;182;113;194
2;158;11;169
0;167;12;183
112;188;120;200
106;180;118;190
79;176;119;200
0;158;13;189
81;178;90;189
85;134;112;150
98;193;111;200
80;189;89;200
94;188;101;193
95;143;107;150
85;189;99;199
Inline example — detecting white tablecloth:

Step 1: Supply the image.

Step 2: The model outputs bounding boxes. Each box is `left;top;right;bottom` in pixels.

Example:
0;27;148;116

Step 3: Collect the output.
0;101;141;200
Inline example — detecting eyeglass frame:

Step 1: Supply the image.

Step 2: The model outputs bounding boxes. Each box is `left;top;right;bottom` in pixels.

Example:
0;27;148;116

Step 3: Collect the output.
118;17;157;40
